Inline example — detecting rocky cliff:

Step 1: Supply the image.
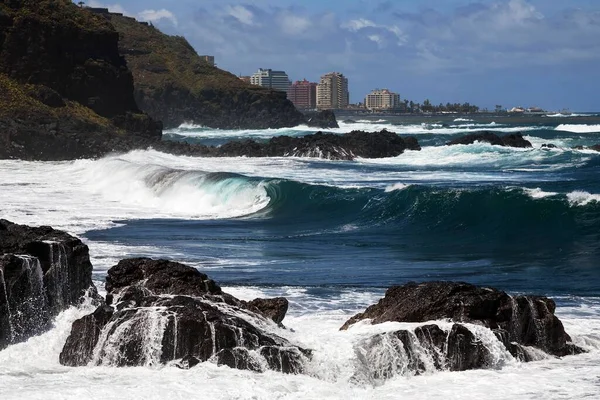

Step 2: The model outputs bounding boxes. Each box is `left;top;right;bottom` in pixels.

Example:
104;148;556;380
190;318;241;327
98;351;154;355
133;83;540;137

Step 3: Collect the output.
105;13;306;130
0;0;162;160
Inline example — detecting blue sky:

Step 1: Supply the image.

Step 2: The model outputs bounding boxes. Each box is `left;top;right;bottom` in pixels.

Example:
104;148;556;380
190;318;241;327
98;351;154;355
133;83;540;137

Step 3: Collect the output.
88;0;600;111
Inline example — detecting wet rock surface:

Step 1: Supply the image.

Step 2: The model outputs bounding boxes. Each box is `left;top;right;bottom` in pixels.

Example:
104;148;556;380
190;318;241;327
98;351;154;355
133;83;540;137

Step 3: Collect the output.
217;129;421;160
0;219;96;350
305;110;339;129
60;258;309;373
342;281;583;367
447;132;532;148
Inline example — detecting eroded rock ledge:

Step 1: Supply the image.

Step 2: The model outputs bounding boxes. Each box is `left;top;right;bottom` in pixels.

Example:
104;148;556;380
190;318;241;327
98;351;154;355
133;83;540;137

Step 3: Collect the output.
59;258;309;373
447;132;532;148
158;129;421;161
0;219;96;350
342;281;583;380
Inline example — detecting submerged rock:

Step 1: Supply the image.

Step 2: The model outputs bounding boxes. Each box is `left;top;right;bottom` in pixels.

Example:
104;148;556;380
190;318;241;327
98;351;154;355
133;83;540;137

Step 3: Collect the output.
342;281;583;372
447;132;532;148
0;220;96;350
61;258;309;373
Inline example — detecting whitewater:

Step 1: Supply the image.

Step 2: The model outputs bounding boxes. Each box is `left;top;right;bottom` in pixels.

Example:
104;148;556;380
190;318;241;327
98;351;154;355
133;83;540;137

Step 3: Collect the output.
2;115;600;399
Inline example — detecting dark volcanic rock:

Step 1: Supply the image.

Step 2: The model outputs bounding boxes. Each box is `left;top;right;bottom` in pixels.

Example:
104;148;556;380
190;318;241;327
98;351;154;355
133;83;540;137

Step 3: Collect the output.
541;143;557;149
447;132;532;148
341;281;582;359
0;219;96;350
354;322;496;381
105;258;222;297
501;133;533;148
217;130;421;160
248;297;289;324
61;258;309;373
305;110;339;129
59;304;113;366
0;1;162;161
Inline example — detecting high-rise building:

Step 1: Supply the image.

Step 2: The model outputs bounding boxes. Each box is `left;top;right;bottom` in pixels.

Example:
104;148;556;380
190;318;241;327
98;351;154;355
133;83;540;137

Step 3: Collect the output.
365;89;401;111
287;79;317;110
316;72;349;110
250;68;291;92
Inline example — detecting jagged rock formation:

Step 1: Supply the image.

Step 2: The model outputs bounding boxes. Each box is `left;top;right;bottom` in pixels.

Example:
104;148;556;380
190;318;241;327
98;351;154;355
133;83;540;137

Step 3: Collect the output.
0;219;96;350
341;282;583;379
60;258;309;373
103;12;306;130
447;132;532;148
156;130;421;160
0;0;162;161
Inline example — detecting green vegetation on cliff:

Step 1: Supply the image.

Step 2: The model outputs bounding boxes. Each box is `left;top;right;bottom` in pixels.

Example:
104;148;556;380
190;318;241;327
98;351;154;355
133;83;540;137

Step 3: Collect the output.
106;13;305;129
0;0;162;160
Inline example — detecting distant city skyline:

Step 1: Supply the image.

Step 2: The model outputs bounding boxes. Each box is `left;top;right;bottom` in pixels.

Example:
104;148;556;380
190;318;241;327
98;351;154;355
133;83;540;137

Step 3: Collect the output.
84;0;600;111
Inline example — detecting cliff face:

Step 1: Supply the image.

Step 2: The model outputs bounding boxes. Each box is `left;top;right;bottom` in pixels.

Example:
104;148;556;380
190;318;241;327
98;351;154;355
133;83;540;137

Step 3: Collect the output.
106;13;306;129
0;0;162;160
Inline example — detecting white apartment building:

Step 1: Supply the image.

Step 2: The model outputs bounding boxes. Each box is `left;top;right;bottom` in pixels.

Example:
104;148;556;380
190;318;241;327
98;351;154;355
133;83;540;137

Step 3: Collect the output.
316;72;349;110
365;89;401;111
250;68;291;92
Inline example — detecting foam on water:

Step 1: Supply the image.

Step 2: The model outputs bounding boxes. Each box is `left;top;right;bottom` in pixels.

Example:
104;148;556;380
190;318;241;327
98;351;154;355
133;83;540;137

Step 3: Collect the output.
1;292;599;400
78;156;270;219
566;190;600;206
165;121;547;139
555;124;600;133
523;188;559;199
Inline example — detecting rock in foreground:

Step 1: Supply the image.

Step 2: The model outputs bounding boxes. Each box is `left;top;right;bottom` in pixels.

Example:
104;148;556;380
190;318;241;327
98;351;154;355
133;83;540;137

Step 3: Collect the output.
447;132;532;148
0;220;96;350
342;281;583;380
60;258;309;373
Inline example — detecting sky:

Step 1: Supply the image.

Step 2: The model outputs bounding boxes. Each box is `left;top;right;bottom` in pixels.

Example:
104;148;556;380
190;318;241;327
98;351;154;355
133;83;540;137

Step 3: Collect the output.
86;0;600;111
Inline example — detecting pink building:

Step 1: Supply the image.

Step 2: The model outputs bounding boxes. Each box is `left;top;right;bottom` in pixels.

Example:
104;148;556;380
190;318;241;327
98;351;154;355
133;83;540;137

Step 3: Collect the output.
287;79;317;110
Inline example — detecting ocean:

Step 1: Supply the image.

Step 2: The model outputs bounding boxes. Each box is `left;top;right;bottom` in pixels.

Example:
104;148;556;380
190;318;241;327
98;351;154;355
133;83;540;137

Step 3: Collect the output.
1;115;600;399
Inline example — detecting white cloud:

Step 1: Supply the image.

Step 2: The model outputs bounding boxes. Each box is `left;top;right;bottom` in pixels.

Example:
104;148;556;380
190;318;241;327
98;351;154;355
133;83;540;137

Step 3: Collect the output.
279;13;311;36
138;9;178;26
342;18;407;47
226;5;255;26
343;18;377;32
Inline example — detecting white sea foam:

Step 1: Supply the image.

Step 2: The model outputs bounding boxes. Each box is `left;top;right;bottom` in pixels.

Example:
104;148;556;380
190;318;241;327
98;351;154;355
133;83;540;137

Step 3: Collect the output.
384;183;410;192
523;188;559;199
453;118;474;122
359;142;578;173
78;157;270;219
0;295;599;400
555;124;600;133
165;121;547;139
545;113;591;118
567;191;600;206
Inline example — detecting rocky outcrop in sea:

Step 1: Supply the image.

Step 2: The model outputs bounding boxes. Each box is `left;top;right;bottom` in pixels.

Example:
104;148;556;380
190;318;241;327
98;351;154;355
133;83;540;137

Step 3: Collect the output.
59;258;310;373
342;281;583;381
0;220;96;350
157;129;421;160
447;132;532;148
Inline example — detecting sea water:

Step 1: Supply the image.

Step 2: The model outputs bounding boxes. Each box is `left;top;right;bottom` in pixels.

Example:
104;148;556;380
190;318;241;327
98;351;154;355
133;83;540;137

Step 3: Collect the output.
1;115;600;399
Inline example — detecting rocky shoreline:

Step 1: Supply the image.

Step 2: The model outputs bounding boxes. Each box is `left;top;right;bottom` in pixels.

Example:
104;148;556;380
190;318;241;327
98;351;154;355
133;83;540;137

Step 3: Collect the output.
0;220;586;378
